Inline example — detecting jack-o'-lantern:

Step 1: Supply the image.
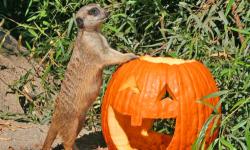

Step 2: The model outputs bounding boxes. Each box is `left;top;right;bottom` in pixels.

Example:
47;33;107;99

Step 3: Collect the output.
101;56;220;150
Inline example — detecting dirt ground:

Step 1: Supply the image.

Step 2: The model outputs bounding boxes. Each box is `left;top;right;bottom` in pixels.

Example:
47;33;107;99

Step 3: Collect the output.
0;119;106;150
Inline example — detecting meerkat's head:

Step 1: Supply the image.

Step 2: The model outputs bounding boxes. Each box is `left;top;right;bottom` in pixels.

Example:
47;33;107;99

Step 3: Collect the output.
75;4;108;31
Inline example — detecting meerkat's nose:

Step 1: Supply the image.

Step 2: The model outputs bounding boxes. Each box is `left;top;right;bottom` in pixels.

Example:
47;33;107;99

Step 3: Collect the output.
76;17;84;28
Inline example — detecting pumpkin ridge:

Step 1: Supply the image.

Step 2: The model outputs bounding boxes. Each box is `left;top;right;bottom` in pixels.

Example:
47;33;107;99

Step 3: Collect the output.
194;63;211;129
130;62;150;126
192;63;211;121
104;62;135;149
115;62;135;113
194;63;216;110
193;62;220;144
101;80;115;149
167;65;182;149
144;63;163;117
178;64;193;149
184;62;207;145
112;60;140;114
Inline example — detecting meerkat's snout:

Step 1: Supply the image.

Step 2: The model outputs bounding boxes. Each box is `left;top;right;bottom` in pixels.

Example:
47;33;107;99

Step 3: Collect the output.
76;18;84;28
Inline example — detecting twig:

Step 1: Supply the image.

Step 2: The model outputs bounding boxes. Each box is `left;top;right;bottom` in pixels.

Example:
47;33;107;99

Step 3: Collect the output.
200;0;216;10
151;43;167;56
231;3;245;44
34;48;52;76
0;137;11;141
0;77;40;110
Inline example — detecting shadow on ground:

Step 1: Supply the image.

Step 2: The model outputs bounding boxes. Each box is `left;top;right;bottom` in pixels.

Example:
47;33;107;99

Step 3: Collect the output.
53;131;107;150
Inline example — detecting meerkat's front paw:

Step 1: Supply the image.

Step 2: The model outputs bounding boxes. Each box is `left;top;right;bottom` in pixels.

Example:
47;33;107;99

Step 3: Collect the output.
126;53;138;61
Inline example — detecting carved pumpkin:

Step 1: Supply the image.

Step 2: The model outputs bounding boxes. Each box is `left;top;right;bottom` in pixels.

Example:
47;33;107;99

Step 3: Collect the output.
101;56;220;150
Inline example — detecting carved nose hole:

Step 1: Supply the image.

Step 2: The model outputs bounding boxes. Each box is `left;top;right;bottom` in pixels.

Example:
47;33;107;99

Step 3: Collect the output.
150;88;176;146
154;89;175;135
161;90;173;100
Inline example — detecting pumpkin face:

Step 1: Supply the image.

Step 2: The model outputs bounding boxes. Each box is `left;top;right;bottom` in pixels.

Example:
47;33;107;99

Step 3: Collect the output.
101;56;220;150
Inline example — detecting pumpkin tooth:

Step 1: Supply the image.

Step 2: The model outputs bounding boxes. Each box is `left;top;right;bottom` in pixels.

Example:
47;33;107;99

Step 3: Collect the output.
141;129;149;137
141;97;178;119
131;116;143;126
107;106;134;150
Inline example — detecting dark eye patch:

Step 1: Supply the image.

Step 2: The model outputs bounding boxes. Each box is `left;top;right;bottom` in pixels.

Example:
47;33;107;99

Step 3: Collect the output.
88;7;100;16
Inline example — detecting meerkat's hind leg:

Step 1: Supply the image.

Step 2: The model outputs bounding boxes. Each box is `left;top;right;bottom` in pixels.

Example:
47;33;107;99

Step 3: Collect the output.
42;121;59;150
71;115;85;150
73;144;80;150
76;114;85;135
62;118;80;150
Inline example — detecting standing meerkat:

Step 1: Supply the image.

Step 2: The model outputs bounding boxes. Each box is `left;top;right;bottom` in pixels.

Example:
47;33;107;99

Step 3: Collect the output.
42;3;137;150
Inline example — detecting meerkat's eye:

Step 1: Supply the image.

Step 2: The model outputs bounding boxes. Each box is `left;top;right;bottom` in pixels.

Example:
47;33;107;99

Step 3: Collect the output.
88;7;100;16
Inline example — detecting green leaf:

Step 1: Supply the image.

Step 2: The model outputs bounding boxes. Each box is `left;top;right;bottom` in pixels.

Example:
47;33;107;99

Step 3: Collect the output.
34;22;48;37
207;139;219;150
230;98;250;111
218;11;228;25
67;18;74;37
225;0;235;16
230;27;250;35
246;120;250;150
28;29;38;38
27;15;39;22
199;90;229;100
25;0;33;16
220;137;237;150
192;114;218;150
42;21;50;26
231;120;247;132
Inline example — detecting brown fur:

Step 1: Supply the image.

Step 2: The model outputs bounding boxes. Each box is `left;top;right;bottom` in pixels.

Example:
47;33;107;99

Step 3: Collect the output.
42;4;137;150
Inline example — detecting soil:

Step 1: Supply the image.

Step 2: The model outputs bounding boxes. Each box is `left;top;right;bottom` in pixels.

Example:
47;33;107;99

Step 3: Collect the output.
0;53;30;114
0;119;106;150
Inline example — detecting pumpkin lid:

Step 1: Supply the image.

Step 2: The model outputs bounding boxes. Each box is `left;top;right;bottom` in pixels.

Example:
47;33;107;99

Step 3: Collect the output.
140;55;195;65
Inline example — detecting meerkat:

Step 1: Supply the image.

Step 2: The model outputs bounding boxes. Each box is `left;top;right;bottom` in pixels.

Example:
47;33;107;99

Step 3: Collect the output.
42;4;137;150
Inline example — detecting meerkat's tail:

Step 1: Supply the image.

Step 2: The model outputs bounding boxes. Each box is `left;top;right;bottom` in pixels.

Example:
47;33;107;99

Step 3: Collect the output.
42;122;58;150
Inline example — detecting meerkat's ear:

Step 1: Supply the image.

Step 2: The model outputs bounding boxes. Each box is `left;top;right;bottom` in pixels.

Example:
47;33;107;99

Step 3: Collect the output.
76;17;84;29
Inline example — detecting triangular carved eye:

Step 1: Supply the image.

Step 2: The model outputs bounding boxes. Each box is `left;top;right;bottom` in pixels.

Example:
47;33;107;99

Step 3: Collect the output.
118;76;140;94
88;7;100;16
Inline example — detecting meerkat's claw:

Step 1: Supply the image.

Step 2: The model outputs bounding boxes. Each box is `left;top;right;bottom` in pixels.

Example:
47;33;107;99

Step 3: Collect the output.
126;53;139;60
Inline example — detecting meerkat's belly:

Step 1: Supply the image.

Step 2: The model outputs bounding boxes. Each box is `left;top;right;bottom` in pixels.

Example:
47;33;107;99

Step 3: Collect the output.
76;80;101;100
75;72;103;110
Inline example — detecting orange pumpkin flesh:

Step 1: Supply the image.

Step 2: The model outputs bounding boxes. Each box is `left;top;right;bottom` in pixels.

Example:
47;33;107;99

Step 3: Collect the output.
101;56;220;150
